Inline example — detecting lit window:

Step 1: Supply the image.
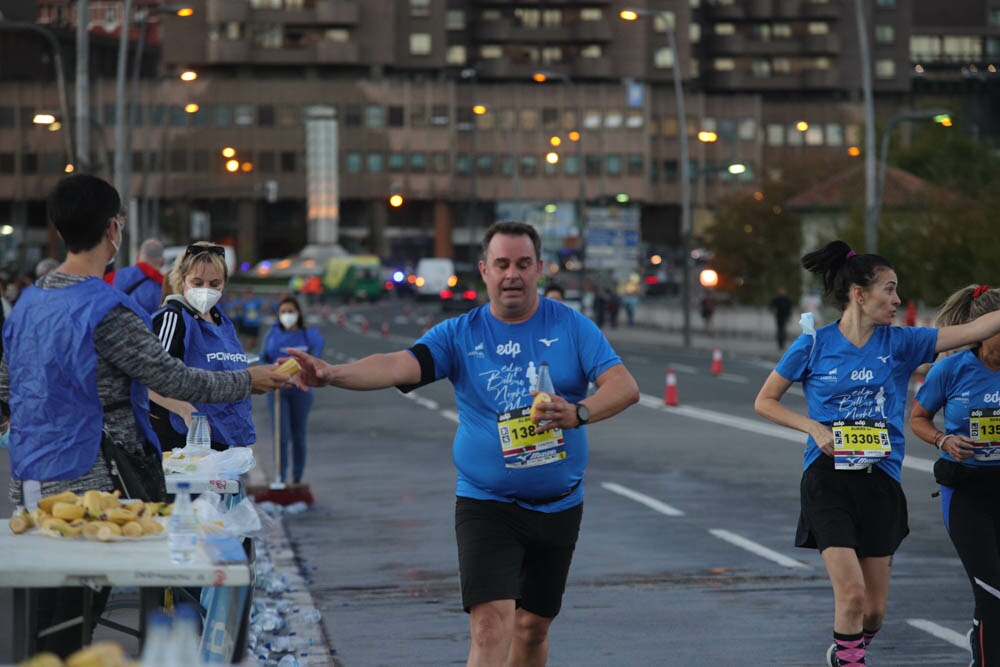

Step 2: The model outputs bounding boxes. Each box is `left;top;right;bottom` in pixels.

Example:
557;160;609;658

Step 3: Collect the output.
807;22;829;35
480;45;503;59
410;33;431;55
410;0;430;18
875;25;894;44
581;44;602;58
581;8;602;21
605;112;622;129
875;58;896;78
766;124;784;146
446;45;466;65
714;23;735;36
654;47;675;69
825;124;844;146
714;58;735;71
446;10;465;30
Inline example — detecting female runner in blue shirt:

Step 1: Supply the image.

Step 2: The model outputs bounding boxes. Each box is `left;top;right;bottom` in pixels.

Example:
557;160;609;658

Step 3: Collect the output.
260;295;324;483
755;241;1000;667
911;283;1000;667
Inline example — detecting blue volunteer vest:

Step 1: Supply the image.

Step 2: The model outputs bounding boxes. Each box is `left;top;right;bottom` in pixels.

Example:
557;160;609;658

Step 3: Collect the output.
112;264;162;314
157;301;255;447
4;279;160;481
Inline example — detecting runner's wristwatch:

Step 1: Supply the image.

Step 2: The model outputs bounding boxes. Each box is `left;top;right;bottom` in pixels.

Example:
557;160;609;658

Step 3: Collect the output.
575;403;590;427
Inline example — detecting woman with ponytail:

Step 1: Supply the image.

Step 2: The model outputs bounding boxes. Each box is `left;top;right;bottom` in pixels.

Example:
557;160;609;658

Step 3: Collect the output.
910;284;1000;667
754;240;1000;666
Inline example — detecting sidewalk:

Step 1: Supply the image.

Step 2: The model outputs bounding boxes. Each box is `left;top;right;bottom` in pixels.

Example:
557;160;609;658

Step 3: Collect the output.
601;300;788;363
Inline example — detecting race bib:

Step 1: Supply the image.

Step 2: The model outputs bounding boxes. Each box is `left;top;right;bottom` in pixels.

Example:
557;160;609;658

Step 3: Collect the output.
497;406;566;469
832;419;890;470
968;408;1000;461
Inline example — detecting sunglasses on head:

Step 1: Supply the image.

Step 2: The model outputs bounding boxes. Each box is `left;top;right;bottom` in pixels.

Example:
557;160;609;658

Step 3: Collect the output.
185;244;225;258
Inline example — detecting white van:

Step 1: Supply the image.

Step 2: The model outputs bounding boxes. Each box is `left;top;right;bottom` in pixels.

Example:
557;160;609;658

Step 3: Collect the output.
414;258;456;299
163;244;237;276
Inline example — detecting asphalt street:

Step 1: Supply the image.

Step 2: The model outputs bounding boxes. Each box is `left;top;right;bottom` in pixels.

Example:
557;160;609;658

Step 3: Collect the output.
0;298;977;666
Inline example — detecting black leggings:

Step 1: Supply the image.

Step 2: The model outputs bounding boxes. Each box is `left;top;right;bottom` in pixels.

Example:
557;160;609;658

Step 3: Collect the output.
945;482;1000;665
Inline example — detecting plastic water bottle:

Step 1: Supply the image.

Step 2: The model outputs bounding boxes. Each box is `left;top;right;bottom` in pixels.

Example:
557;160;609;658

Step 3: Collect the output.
187;412;211;450
536;362;554;394
140;610;172;666
168;481;199;564
169;603;204;666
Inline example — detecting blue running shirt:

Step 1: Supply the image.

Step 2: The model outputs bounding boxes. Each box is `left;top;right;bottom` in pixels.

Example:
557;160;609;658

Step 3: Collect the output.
413;299;621;511
915;349;1000;467
775;322;937;481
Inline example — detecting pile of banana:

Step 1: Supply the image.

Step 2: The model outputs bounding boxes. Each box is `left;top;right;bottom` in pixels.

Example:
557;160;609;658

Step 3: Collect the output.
19;640;137;667
8;490;172;541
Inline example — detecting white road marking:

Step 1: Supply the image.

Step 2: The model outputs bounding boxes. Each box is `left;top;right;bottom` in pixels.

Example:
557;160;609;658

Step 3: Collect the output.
708;529;810;569
440;410;460;423
716;373;749;383
637;392;937;474
668;363;698;374
906;619;967;648
601;482;685;516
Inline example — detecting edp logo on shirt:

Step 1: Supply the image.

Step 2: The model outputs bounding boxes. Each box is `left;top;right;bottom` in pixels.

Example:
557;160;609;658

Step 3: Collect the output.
496;340;521;357
850;368;874;383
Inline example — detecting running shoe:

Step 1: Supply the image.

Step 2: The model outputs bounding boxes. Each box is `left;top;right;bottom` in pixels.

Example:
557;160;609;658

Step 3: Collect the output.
826;643;839;667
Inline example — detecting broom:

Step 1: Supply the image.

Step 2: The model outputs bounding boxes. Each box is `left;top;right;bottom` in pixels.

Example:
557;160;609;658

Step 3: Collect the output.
246;362;315;505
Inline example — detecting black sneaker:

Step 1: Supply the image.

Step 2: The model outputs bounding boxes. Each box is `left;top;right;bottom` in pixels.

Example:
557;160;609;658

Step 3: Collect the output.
827;643;839;667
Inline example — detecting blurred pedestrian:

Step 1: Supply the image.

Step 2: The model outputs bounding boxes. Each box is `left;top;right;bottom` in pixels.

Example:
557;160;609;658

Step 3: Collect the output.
105;237;166;314
148;242;261;451
700;292;716;334
594;287;607;328
35;257;60;279
260;296;324;483
238;287;263;350
607;290;621;328
0;175;287;656
770;287;793;349
754;240;1000;667
544;282;565;302
905;299;918;327
285;221;639;666
910;284;1000;667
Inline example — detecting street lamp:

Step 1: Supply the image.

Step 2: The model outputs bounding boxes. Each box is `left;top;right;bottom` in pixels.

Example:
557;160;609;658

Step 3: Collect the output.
870;108;951;248
532;71;588;298
620;8;693;347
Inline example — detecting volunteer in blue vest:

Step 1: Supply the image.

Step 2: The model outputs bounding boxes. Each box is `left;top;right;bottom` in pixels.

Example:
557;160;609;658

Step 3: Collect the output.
754;240;1000;667
148;241;256;452
238;287;263;350
105;237;166;314
0;174;289;657
283;221;640;667
910;284;1000;667
260;295;324;483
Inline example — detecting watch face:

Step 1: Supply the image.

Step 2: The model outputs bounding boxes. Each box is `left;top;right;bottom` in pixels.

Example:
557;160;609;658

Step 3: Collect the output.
576;403;590;424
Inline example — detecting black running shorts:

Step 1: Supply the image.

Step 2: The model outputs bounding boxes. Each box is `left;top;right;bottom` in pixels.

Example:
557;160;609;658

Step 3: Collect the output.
455;497;583;618
795;455;909;558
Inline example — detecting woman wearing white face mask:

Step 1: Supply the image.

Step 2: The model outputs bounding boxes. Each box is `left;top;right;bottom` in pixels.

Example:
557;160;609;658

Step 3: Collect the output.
148;241;257;451
260;295;325;483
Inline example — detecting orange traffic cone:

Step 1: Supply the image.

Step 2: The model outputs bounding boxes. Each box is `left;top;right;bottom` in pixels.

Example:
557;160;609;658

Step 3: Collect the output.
711;347;723;375
360;317;369;333
336;310;346;326
381;321;390;338
664;368;679;406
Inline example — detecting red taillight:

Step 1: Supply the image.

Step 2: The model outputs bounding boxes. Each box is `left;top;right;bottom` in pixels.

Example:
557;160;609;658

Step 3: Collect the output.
644;275;658;285
384;281;394;290
440;289;454;299
462;289;477;300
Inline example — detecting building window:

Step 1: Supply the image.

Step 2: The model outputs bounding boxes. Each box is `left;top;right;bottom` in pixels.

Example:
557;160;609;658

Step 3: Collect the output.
714;58;736;71
627;154;644;175
773;23;793;39
991;9;1000;26
0;107;13;128
542;108;559;130
388;106;404;127
542;46;562;64
581;44;602;58
581;8;602;21
807;22;829;35
481;45;503;59
365;105;384;128
874;58;896;78
280;151;296;172
367;153;384;172
875;25;894;44
446;10;465;30
432;152;449;172
805;127;824;146
626;111;643;129
388;153;406;171
542;9;561;28
477;154;494;174
0;153;15;173
766;124;784;146
944;35;983;60
520;154;537;176
824;124;844;146
714;23;735;36
875;0;895;7
410;152;427;172
258;105;275;127
446;45;466;65
344;105;362;127
22;153;38;174
564;154;580;175
501;155;516;175
431;105;449;126
410;33;431;55
234;105;254;126
277;106;298;128
653;47;675;69
520;109;539;130
516;8;540;28
653;11;675;32
605;112;622;129
258;151;276;173
752;60;771;77
584;155;601;176
410;106;427;127
410;0;430;17
345;152;362;174
456;155;471;175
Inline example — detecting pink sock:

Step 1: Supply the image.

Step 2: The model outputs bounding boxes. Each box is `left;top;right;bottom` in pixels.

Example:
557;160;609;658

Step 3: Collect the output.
833;633;866;666
862;627;879;647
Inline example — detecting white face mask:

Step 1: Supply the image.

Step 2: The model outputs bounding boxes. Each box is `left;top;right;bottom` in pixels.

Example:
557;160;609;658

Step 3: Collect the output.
107;217;124;266
185;287;222;314
278;313;299;329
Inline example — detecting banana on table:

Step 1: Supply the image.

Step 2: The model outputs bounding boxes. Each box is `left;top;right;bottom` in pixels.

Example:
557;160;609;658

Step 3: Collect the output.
19;640;139;667
9;490;172;541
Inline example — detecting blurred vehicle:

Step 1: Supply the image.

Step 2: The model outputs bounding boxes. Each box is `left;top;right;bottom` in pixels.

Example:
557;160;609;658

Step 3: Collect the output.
324;254;385;302
247;243;350;280
163;244;237;275
440;283;481;312
414;258;456;300
384;265;417;297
